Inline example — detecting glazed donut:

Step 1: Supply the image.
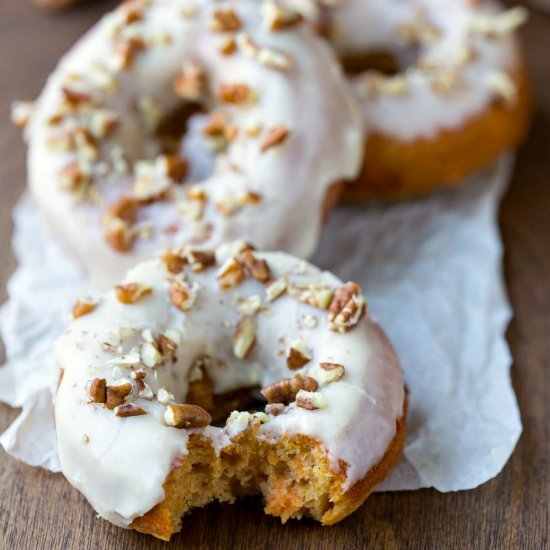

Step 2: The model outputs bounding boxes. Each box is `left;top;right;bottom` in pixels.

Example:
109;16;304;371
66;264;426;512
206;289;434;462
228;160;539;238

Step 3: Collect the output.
276;0;531;199
20;0;361;286
55;241;406;539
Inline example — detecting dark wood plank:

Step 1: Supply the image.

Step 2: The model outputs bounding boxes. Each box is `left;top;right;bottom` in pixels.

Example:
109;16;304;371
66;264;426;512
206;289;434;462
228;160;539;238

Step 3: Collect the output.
0;2;548;549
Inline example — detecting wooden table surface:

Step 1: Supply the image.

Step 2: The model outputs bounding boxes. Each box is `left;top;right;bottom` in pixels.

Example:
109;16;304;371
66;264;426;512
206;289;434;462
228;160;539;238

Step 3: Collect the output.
0;2;548;549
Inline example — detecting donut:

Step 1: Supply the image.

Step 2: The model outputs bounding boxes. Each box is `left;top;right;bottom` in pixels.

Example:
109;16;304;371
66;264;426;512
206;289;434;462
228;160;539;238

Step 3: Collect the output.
276;0;531;199
19;0;362;286
54;241;406;539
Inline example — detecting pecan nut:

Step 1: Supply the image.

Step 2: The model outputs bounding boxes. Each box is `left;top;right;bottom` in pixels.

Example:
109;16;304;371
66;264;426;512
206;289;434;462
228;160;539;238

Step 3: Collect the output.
164;404;212;429
327;283;366;333
261;373;318;404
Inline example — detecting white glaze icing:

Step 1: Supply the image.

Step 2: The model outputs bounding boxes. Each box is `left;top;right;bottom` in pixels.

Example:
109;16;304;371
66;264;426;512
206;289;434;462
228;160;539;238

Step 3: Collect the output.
27;0;362;288
54;243;405;527
284;0;525;140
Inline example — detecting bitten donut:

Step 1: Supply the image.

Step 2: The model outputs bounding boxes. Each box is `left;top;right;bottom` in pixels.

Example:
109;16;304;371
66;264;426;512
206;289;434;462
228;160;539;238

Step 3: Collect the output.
276;0;531;199
55;242;406;539
17;0;361;285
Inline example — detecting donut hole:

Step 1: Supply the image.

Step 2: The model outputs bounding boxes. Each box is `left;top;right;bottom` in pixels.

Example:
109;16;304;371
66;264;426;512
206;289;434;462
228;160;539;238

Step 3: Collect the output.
340;44;423;78
155;102;204;155
184;359;265;426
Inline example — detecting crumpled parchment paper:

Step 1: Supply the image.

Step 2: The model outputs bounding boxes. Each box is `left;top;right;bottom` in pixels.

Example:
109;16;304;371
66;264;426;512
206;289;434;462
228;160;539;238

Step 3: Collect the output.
0;155;522;491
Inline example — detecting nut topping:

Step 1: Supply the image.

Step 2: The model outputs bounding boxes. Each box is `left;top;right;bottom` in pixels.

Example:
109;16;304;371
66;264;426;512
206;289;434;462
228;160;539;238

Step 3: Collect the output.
186;248;216;272
239;249;271;282
233;316;256;359
73;297;98;319
327;283;366;333
319;362;345;384
157;387;175;405
217;257;245;290
114;282;153;304
288;282;333;309
210;9;242;32
140;341;162;368
159;154;188;182
169;279;198;311
114;403;147;417
261;373;318;404
164;404;212;429
136;380;154;400
260;125;289;152
105;382;132;410
262;1;303;31
218;83;256;105
113;37;145;71
158;333;178;356
88;378;107;403
266;277;287;302
286;339;311;370
173;60;206;101
265;403;285;416
10;100;34;129
161;250;187;274
103;196;140;252
237;295;263;316
295;390;326;411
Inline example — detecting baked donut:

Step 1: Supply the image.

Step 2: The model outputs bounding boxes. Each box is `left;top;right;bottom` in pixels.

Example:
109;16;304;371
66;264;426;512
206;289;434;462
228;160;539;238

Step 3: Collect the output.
278;0;531;199
55;241;406;539
19;0;362;286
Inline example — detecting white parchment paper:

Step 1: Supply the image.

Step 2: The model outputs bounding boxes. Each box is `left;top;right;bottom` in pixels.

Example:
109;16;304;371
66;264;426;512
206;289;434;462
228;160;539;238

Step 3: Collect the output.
0;156;522;491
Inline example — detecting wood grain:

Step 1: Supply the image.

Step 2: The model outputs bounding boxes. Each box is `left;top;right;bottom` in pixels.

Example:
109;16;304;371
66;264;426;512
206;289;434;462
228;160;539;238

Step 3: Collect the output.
0;1;548;548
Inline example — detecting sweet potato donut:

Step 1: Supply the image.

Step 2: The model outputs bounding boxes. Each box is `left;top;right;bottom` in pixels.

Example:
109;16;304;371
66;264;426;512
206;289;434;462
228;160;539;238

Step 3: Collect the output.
54;241;406;539
278;0;532;199
21;0;362;285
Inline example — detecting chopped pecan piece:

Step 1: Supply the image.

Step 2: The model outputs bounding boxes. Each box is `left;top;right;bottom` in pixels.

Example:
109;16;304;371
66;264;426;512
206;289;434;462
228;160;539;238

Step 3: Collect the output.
10;100;34;129
61;86;92;107
319;362;345;384
88;378;107;403
261;373;318;404
173;60;206;101
105;382;132;410
265;403;285;416
295;390;326;411
217;257;245;290
113;37;145;71
158;333;178;356
288;282;333;309
186;248;216;272
160;154;188;182
164;403;211;429
262;1;303;31
114;282;152;304
136;380;154;400
157;387;175;405
260;125;289;152
266;277;287;302
58;161;91;194
140;341;162;368
103;196;140;252
258;48;292;70
210;9;242;32
161;250;187;274
115;403;147;417
233;316;256;359
73;297;97;319
239;249;270;282
327;282;366;333
218;83;255;105
286;339;311;370
169;279;198;311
